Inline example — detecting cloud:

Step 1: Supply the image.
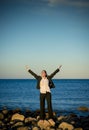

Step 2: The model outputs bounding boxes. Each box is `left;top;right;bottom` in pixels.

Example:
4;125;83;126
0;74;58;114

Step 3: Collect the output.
47;0;89;7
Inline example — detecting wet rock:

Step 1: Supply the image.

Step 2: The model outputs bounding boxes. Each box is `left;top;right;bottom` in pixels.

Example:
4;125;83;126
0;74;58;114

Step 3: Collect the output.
78;106;89;112
48;119;55;126
37;120;50;129
71;121;75;125
25;117;36;124
10;120;15;125
43;120;51;128
80;116;89;129
74;128;83;130
0;120;5;127
2;109;8;115
0;113;4;120
25;109;33;117
37;119;55;129
46;127;55;130
37;120;43;128
11;113;25;121
53;112;56;116
37;116;40;120
58;122;74;130
58;116;65;121
11;121;24;128
4;118;10;124
13;108;21;114
17;126;30;130
32;126;39;130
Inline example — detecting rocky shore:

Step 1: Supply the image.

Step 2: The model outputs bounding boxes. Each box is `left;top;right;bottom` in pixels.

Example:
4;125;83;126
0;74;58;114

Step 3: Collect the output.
0;107;89;130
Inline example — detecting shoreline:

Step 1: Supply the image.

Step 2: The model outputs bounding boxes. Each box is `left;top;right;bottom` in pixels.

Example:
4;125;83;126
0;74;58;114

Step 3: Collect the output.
0;107;89;130
0;106;89;117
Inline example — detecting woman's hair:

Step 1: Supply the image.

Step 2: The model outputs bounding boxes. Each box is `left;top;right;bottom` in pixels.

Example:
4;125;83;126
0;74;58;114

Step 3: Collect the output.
42;70;47;77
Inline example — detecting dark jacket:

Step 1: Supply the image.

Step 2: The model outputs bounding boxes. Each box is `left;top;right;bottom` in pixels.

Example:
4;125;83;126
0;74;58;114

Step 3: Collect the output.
28;68;59;89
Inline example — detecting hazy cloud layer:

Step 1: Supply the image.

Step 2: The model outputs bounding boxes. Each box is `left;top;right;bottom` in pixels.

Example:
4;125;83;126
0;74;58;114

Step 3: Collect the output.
1;0;89;8
46;0;89;7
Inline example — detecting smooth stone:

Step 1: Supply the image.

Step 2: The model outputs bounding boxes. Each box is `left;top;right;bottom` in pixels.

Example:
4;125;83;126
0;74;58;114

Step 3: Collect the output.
4;118;9;123
11;121;24;128
2;109;8;115
11;113;25;121
25;117;36;123
56;128;62;130
77;106;89;112
37;119;55;129
46;127;55;130
37;116;40;120
74;128;83;130
38;120;50;129
53;112;56;116
71;121;75;125
32;126;39;130
48;119;55;126
10;121;15;125
37;120;44;129
17;126;30;130
0;113;4;120
58;116;65;121
58;122;74;130
0;120;5;126
43;120;51;128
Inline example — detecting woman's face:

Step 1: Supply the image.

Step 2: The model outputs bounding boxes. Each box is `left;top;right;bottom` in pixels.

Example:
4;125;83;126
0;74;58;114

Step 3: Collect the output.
41;70;47;78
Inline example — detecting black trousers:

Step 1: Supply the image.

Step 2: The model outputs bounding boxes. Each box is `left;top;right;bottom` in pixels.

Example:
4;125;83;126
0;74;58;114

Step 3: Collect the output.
40;92;53;120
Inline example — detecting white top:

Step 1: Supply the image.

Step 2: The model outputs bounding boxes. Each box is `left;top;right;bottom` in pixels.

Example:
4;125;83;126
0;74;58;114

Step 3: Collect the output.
40;78;51;94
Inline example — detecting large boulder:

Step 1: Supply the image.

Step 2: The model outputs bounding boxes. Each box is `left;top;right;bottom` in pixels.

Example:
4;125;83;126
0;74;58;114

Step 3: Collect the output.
58;122;74;130
77;106;89;112
11;113;25;121
37;120;50;129
37;119;55;129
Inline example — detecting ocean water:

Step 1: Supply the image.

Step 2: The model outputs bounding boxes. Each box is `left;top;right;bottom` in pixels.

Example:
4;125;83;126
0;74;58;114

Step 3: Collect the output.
0;79;89;116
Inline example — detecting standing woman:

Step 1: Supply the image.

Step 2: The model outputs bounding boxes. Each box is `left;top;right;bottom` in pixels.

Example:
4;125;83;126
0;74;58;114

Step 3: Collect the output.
25;65;62;120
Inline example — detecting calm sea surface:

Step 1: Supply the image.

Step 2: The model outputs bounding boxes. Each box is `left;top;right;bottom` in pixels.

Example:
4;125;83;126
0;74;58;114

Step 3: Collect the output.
0;79;89;116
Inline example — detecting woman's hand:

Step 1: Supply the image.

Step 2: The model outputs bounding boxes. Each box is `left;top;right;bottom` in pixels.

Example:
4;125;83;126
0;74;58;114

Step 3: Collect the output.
25;65;30;71
58;65;62;70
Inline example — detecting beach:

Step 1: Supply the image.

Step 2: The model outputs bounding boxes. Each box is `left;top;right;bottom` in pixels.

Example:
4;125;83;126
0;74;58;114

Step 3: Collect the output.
0;107;89;130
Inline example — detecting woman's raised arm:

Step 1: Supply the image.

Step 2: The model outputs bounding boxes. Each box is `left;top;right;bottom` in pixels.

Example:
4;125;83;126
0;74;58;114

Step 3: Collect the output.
49;65;62;79
25;65;38;79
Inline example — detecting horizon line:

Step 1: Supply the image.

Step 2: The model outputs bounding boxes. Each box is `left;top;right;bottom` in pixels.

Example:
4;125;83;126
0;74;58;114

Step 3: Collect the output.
0;78;89;80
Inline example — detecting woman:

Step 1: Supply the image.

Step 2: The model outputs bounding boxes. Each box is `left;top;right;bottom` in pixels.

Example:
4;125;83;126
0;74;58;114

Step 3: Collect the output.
26;65;62;120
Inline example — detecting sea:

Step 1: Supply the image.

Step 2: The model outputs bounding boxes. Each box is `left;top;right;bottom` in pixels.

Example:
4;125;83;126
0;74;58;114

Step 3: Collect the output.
0;79;89;116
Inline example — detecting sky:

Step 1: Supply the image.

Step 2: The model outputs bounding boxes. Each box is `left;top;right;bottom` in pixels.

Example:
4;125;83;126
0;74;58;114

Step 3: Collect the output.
0;0;89;79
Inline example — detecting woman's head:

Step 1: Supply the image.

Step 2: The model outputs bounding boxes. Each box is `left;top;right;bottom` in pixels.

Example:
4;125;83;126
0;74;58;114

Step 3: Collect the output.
41;70;47;78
